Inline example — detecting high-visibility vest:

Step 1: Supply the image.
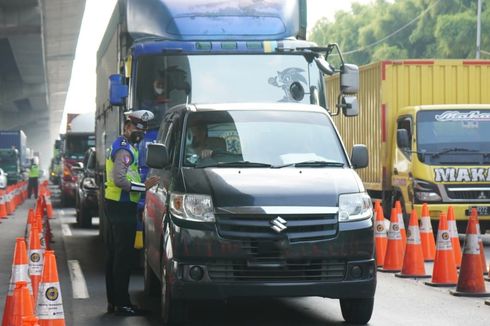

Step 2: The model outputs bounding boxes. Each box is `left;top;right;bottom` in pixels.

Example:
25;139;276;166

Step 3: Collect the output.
105;136;141;203
29;164;40;178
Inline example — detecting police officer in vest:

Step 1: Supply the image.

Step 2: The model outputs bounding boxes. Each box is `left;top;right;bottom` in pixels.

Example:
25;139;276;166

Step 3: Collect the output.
104;110;159;316
28;158;40;199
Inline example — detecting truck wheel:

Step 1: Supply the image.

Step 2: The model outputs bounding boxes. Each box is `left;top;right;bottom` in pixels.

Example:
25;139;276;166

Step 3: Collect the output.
339;297;374;325
161;265;186;324
144;247;159;297
79;204;92;228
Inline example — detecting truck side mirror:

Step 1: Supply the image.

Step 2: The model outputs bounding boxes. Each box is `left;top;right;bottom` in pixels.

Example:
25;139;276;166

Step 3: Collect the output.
397;129;410;150
109;74;128;106
351;144;368;169
146;143;169;169
341;63;359;94
341;95;358;117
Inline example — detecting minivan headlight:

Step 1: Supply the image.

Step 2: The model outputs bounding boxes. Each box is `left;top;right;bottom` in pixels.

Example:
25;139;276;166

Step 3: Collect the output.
338;193;372;222
82;177;97;189
170;193;215;222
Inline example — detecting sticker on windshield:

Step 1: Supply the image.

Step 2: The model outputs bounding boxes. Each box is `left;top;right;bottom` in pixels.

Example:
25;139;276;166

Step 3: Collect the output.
435;111;490;122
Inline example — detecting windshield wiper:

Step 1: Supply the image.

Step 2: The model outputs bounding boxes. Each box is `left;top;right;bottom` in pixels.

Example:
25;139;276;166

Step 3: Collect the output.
272;160;345;168
431;147;479;158
196;161;272;168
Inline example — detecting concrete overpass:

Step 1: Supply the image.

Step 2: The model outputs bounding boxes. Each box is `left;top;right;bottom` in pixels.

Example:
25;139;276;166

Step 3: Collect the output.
0;0;86;169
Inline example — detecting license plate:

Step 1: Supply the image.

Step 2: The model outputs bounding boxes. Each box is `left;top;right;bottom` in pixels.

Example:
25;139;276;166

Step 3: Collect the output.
466;206;490;216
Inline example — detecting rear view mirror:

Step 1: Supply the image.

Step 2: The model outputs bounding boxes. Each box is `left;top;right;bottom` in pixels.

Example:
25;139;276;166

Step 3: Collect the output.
397;129;410;150
146;143;169;169
351;144;368;169
341;64;359;94
109;74;128;106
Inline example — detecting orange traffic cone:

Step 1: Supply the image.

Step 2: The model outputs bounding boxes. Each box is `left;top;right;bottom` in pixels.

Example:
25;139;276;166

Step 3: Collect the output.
22;316;40;326
419;203;436;262
5;187;14;215
396;210;430;278
41;190;53;219
394;201;407;254
28;226;44;304
9;281;35;326
379;207;404;272
36;251;65;325
374;203;387;267
447;206;462;268
450;212;490;297
0;189;7;219
473;209;489;275
2;238;34;326
425;212;458;287
25;209;35;247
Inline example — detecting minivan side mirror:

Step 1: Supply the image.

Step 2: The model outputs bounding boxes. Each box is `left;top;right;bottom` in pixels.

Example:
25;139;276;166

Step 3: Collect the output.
397;129;410;150
146;143;169;169
109;74;128;106
351;144;368;169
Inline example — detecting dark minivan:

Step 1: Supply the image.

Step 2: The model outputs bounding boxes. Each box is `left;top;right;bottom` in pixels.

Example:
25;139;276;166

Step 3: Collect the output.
144;102;375;324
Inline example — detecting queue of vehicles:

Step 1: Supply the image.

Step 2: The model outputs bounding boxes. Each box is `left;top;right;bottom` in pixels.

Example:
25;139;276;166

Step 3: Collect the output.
94;0;373;324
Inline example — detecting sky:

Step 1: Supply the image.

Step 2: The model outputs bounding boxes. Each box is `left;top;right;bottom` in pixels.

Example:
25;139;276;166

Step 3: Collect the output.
61;0;374;130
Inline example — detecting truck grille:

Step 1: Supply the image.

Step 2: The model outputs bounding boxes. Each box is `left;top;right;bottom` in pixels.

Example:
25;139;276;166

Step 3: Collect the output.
444;185;490;201
207;259;345;282
215;213;337;242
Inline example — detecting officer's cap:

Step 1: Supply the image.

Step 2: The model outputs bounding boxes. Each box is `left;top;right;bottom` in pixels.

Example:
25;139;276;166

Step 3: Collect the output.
124;110;154;130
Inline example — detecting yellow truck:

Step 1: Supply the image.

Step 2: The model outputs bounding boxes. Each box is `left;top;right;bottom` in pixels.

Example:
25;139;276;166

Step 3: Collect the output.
328;60;490;232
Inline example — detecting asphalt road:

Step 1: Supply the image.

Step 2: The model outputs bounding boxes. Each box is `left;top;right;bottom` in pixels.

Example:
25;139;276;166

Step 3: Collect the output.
1;187;490;325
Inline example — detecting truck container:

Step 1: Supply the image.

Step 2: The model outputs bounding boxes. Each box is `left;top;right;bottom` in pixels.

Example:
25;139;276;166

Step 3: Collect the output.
328;59;490;231
0;130;27;184
60;112;96;206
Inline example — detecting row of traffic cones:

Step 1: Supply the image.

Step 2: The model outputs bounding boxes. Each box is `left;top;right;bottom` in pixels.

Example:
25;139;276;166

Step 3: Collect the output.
2;191;64;325
0;182;29;219
375;200;490;297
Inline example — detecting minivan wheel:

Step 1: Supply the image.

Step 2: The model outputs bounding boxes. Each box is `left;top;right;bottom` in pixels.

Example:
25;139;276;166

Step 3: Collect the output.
339;297;374;325
143;247;159;297
160;265;186;324
79;204;92;228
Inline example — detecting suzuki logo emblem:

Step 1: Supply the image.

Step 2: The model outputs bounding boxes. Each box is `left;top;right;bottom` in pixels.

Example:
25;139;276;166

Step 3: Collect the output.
270;216;287;233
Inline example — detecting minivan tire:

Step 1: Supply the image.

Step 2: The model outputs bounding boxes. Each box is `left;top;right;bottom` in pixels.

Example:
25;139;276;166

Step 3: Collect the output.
161;265;186;324
339;297;374;325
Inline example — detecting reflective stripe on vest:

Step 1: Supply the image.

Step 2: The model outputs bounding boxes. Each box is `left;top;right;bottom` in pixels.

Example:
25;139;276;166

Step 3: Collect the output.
105;136;141;203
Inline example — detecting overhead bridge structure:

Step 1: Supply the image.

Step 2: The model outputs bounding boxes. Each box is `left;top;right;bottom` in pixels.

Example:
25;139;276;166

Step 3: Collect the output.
0;0;86;167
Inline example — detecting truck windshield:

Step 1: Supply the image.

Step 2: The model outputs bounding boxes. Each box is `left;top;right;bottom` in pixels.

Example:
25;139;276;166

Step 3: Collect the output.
133;54;322;126
417;110;490;164
0;151;18;173
183;110;346;168
63;135;96;161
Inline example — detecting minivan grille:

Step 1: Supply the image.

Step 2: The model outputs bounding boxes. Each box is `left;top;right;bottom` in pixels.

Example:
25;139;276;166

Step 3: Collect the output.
207;259;345;282
215;213;337;242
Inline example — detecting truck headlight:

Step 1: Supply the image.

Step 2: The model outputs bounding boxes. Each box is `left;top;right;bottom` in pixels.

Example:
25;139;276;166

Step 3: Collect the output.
414;179;441;202
170;193;215;222
338;193;372;222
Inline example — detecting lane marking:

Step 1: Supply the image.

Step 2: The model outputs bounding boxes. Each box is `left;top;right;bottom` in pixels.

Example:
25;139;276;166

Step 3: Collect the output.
68;260;90;299
62;224;72;237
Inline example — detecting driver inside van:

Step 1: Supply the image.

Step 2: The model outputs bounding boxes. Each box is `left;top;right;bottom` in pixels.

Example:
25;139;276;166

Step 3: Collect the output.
187;123;214;160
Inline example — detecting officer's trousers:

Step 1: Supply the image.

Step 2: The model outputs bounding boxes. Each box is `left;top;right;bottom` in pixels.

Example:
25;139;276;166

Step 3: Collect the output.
28;177;38;198
104;199;137;307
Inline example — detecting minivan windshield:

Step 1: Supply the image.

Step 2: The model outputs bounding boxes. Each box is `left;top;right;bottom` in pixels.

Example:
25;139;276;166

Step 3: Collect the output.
183;110;347;168
417;110;490;164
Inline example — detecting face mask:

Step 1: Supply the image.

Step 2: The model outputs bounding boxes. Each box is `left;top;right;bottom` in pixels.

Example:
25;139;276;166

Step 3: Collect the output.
154;86;164;95
130;130;144;144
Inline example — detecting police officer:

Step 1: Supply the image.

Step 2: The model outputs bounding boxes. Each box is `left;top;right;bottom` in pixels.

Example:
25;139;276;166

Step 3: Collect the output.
104;110;159;316
28;158;40;199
